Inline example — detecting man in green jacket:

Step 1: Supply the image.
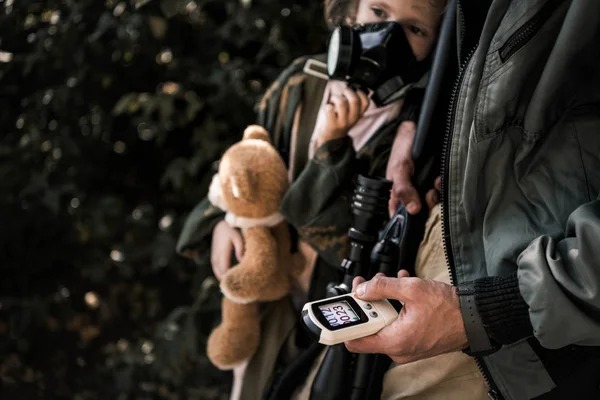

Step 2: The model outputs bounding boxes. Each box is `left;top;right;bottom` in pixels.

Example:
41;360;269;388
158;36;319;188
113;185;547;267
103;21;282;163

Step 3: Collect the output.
346;0;600;399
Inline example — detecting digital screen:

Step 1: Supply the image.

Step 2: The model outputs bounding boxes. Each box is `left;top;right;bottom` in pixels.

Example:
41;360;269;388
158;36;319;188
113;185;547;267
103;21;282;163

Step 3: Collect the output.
318;300;360;328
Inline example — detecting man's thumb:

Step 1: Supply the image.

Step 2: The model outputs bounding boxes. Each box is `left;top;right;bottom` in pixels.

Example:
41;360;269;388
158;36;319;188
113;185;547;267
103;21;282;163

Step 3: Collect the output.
355;276;414;302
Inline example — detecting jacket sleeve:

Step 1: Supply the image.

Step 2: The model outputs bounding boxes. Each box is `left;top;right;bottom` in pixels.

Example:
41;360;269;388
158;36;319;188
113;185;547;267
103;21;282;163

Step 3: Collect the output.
470;112;600;351
517;198;600;349
280;136;390;267
176;197;225;263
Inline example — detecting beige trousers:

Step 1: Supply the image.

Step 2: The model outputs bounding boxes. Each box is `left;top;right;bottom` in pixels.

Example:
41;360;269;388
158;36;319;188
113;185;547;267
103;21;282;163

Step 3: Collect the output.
233;205;490;400
379;204;489;400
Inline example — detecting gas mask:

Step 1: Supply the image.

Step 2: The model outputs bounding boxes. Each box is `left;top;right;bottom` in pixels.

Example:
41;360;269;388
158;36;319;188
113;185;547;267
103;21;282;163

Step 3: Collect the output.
325;22;430;107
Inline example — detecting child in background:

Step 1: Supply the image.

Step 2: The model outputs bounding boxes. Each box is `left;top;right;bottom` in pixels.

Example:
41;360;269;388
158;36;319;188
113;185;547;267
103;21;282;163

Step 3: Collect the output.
177;0;489;398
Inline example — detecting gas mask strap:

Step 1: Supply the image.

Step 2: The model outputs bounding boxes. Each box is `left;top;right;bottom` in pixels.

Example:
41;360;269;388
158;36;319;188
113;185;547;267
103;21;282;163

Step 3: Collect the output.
303;58;329;81
372;76;406;106
372;67;431;107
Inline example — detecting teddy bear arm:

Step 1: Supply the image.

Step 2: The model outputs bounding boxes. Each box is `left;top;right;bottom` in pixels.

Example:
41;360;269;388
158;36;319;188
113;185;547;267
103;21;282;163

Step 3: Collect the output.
240;226;278;271
221;226;291;303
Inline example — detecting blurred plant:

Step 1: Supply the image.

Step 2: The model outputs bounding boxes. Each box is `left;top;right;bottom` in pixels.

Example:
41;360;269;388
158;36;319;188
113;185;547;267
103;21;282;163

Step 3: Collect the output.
0;0;326;398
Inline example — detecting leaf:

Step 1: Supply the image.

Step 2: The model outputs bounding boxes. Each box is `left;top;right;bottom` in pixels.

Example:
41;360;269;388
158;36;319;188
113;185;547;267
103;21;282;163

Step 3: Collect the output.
42;189;61;215
112;93;138;115
160;158;188;190
134;0;153;9
23;53;40;77
19;173;48;199
115;364;134;392
149;16;168;39
157;96;175;126
186;152;207;177
185;96;204;123
151;233;175;270
182;314;197;360
88;12;117;43
160;0;182;18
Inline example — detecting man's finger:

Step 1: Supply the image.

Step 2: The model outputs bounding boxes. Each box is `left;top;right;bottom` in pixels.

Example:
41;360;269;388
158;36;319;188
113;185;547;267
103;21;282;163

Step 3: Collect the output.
397;269;410;278
345;323;405;355
391;168;421;215
352;276;366;292
353;272;386;292
386;162;411;198
345;331;389;355
425;188;439;211
387;121;421;215
355;276;418;303
425;176;442;211
390;354;421;366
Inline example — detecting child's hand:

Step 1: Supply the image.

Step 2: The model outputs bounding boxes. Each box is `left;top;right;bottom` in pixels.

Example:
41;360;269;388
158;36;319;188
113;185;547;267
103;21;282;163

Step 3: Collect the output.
211;220;244;281
315;87;369;148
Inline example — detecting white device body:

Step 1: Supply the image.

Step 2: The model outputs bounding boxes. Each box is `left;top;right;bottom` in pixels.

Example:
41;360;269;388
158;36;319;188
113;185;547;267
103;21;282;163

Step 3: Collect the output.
302;293;399;346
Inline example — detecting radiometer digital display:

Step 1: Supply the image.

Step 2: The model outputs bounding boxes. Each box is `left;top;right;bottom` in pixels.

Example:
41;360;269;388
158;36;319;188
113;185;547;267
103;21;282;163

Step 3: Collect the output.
302;293;399;346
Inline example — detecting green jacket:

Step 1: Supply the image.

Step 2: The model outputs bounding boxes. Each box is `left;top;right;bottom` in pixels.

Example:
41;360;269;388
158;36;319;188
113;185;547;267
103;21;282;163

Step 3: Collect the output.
176;55;422;301
449;1;600;398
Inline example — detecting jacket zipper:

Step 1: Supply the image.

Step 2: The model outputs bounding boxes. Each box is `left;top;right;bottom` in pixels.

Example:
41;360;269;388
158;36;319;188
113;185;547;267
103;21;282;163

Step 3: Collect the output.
498;0;561;62
439;38;505;400
440;49;472;289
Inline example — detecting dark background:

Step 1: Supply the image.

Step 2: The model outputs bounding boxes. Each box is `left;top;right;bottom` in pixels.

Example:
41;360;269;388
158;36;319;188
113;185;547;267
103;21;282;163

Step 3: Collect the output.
0;0;326;398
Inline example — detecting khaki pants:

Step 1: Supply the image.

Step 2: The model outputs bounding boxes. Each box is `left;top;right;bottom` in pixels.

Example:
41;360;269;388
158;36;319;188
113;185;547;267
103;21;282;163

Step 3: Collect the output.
378;205;489;400
234;205;489;400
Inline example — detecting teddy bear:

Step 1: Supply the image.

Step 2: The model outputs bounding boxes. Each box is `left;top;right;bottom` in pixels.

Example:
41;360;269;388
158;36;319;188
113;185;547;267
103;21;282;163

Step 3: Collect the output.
205;124;304;370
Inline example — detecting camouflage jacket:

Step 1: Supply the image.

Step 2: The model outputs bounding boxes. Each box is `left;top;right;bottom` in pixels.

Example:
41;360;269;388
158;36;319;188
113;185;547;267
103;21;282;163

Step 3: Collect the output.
176;55;423;300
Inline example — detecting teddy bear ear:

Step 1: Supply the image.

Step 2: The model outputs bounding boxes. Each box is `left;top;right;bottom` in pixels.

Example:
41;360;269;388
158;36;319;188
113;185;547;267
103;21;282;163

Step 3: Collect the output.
229;171;257;202
243;125;271;143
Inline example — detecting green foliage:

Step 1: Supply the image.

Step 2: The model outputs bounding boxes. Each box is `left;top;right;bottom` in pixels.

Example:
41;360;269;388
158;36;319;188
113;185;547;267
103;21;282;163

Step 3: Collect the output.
0;0;326;398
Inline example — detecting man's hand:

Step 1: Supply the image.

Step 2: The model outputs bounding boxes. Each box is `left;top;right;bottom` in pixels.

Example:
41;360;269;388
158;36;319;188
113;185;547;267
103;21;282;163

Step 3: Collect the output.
386;121;441;217
345;271;468;365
